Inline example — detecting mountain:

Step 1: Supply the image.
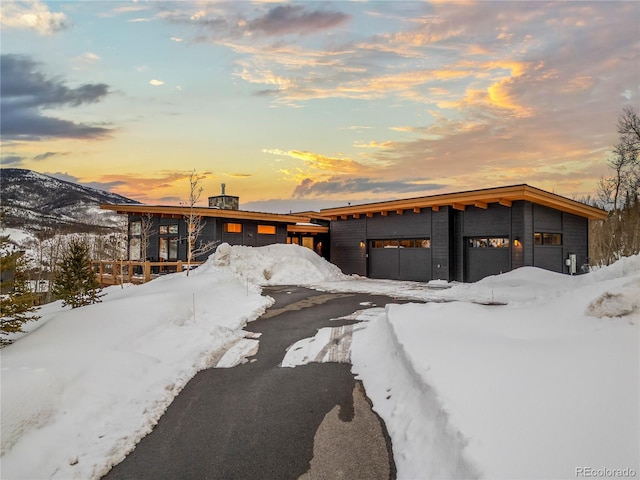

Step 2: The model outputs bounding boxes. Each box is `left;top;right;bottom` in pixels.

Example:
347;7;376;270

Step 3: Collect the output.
0;168;139;233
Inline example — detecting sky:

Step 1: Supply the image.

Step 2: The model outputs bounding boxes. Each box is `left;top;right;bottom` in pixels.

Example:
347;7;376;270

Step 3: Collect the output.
1;0;639;212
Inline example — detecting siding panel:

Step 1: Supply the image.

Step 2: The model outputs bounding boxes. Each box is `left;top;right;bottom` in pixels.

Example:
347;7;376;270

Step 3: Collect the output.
330;218;366;275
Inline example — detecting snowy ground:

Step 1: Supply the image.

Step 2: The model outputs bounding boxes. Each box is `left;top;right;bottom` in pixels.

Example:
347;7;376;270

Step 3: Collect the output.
1;242;638;479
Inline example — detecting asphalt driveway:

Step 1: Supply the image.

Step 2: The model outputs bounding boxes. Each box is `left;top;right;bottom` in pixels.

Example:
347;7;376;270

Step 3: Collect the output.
103;286;398;480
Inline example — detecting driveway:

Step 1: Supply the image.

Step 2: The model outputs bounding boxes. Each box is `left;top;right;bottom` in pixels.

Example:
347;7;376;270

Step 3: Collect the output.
103;286;399;480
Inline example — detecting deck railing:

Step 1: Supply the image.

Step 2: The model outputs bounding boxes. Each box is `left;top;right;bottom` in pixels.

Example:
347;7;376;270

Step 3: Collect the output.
91;260;204;286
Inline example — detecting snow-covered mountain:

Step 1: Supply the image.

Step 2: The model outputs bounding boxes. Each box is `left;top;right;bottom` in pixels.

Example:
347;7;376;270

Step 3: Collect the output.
0;169;139;232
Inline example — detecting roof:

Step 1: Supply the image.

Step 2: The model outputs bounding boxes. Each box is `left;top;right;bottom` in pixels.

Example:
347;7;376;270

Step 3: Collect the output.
100;204;311;224
320;184;608;220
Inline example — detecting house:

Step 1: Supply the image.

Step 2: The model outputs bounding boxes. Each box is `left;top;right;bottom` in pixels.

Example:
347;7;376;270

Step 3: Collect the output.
101;184;607;282
100;187;330;264
319;184;607;282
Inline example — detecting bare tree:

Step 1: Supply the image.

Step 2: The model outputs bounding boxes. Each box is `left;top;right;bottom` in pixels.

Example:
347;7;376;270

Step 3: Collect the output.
140;213;155;262
183;171;217;275
593;106;640;265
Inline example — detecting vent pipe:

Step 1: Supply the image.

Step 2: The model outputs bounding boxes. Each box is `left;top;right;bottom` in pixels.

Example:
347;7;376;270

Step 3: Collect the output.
221;183;226;195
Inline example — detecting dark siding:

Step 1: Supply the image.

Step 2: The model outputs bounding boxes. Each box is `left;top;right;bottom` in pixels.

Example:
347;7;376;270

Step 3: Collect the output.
511;201;525;270
431;208;451;281
366;209;431;237
533;204;562;231
195;219;217;261
533;247;563;273
532;205;586;274
330;217;366;275
463;203;511;236
563;212;589;273
245;223;258;247
523;202;534;266
452;209;464;281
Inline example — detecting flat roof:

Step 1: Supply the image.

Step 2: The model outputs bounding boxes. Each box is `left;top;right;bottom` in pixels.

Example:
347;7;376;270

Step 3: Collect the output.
320;184;608;220
100;204;311;224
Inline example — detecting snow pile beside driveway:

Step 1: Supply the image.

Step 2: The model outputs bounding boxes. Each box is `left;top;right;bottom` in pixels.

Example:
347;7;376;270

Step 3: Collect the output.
213;242;346;286
352;256;639;479
1;264;272;480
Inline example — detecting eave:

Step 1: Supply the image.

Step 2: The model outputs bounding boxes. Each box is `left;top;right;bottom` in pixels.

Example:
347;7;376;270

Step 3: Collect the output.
100;204;311;224
320;184;608;221
287;224;329;234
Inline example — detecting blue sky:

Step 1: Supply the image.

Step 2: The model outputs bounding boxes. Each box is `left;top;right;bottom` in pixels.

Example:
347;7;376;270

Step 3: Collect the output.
1;1;638;212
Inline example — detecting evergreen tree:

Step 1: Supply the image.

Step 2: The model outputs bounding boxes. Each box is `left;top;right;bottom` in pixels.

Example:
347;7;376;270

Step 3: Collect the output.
52;238;103;308
1;236;40;345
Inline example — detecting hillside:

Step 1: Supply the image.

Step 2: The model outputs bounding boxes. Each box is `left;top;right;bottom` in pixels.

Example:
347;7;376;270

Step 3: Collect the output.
0;169;139;233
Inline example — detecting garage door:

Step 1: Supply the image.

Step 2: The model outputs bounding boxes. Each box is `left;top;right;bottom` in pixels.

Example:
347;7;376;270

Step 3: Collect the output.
368;239;431;281
465;237;511;282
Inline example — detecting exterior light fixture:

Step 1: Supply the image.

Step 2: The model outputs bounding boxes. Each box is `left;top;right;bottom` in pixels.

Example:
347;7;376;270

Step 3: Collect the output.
359;241;366;249
513;237;522;247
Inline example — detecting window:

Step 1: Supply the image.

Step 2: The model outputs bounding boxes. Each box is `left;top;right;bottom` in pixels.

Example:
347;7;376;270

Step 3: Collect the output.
468;237;510;248
159;224;178;234
258;225;276;235
370;239;430;248
129;237;141;261
159;237;178;260
224;223;242;233
130;221;141;235
534;232;562;245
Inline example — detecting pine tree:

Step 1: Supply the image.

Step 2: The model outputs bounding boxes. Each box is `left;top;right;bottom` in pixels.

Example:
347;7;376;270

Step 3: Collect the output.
1;236;40;345
52;238;103;308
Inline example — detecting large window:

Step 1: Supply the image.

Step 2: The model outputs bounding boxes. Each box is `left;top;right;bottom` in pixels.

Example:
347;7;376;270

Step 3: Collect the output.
159;237;178;260
534;232;562;245
468;237;510;248
370;239;430;248
258;225;276;235
224;223;243;233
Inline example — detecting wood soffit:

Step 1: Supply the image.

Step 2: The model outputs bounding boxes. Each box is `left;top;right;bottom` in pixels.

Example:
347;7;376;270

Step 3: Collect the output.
320;184;608;221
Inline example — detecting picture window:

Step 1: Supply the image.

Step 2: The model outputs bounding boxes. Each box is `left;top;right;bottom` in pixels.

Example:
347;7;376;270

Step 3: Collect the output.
258;225;276;235
224;223;243;233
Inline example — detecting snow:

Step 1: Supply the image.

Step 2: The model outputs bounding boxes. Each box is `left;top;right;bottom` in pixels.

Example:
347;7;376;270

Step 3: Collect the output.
1;243;638;479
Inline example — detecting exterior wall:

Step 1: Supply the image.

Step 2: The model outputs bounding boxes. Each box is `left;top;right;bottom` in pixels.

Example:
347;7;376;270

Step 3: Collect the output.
431;207;452;281
532;204;564;273
329;217;367;276
561;212;589;273
529;204;589;274
127;216;290;263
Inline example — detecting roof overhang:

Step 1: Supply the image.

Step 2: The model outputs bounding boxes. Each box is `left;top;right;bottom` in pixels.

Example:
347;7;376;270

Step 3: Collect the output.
287;224;329;234
320;184;608;221
100;204;311;224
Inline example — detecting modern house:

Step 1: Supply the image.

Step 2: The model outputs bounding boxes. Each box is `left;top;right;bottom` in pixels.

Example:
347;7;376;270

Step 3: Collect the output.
101;184;607;283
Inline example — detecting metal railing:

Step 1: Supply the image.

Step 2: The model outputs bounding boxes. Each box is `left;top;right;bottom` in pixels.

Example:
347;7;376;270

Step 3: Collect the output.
91;260;204;286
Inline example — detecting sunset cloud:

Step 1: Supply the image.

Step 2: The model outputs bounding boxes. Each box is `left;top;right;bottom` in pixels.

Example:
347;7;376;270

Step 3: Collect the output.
3;1;636;206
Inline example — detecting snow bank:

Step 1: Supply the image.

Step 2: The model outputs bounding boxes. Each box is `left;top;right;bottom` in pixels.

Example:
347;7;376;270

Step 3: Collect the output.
1;267;272;479
354;256;640;479
212;242;346;286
